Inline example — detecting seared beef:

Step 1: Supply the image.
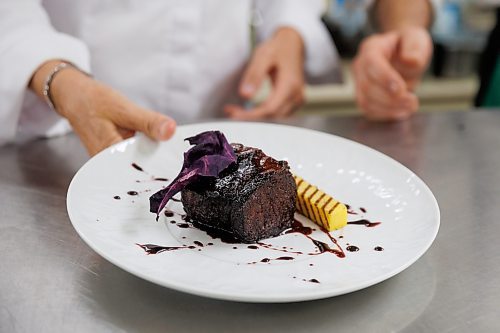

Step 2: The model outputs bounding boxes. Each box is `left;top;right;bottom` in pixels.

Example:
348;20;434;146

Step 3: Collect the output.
181;143;297;243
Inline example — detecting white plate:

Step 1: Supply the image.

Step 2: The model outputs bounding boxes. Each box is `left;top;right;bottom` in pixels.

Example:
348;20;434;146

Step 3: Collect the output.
67;122;440;303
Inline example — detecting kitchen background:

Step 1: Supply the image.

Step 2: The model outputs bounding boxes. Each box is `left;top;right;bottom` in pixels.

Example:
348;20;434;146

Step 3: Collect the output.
260;0;497;116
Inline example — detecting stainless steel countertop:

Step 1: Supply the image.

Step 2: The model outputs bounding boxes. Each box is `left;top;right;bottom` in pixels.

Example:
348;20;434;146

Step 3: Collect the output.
1;111;499;333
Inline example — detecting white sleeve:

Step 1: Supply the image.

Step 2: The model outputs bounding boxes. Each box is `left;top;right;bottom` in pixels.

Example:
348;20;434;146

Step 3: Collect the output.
0;0;90;145
254;0;342;84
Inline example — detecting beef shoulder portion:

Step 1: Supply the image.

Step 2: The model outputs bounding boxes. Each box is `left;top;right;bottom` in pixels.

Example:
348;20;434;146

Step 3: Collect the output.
181;143;297;243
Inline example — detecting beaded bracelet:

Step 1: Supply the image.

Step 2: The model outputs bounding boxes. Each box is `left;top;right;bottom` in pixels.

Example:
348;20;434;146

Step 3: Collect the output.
42;62;75;110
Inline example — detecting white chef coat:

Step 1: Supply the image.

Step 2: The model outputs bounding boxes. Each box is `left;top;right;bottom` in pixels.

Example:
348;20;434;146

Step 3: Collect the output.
0;0;340;145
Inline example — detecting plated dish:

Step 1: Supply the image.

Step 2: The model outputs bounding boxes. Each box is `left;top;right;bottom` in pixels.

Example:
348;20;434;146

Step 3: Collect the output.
67;122;440;302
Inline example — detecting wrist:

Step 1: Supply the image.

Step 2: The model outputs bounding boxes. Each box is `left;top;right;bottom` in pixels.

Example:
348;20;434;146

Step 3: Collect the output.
273;27;304;54
50;66;92;118
29;60;92;118
372;0;432;32
29;60;64;98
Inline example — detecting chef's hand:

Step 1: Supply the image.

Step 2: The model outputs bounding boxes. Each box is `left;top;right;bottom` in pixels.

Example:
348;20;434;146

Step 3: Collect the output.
353;26;432;121
30;60;176;156
224;27;305;120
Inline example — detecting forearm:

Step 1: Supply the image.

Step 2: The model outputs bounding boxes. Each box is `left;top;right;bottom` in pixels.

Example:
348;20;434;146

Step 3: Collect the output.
29;60;66;105
372;0;433;32
272;27;305;57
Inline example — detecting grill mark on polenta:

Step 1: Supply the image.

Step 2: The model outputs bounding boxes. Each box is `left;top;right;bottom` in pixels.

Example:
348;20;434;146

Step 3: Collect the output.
317;192;326;204
315;192;328;226
327;201;341;215
303;185;316;220
310;189;327;227
308;188;323;227
322;197;333;210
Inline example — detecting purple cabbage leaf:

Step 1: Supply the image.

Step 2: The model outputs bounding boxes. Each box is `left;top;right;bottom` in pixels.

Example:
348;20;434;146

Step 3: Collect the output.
149;130;236;217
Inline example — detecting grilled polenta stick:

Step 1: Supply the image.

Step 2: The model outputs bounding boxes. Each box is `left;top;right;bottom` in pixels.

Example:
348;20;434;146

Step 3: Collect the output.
294;175;347;231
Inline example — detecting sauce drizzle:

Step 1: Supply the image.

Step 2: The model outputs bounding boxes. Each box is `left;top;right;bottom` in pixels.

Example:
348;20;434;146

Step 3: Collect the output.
131;163;144;172
136;243;195;254
347;219;381;228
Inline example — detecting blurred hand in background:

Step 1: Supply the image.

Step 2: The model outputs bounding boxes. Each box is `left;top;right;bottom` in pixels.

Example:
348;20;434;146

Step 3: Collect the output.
224;27;305;120
353;0;434;121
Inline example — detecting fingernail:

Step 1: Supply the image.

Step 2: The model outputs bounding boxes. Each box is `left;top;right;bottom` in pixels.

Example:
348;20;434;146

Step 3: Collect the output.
241;83;254;95
156;121;170;139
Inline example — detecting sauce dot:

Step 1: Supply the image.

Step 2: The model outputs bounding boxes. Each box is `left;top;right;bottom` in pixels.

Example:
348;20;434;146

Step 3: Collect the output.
346;245;360;252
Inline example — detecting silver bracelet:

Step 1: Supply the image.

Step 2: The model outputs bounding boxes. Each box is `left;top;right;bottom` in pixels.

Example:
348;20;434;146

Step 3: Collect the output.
42;62;74;110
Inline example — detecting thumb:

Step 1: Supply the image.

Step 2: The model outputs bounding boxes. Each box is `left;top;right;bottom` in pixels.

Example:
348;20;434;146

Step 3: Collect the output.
137;109;176;141
239;46;273;99
397;27;432;71
110;105;176;141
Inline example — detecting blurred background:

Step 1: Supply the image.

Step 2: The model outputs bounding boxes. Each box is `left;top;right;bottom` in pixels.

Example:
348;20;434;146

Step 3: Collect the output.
278;0;497;115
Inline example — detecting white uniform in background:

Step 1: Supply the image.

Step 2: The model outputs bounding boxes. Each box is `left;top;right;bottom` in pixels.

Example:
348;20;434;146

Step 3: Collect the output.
0;0;340;145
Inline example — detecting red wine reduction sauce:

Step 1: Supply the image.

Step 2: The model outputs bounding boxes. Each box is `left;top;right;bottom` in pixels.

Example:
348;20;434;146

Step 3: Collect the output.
346;245;359;252
285;220;313;235
347;219;381;228
154;177;169;182
132;162;170;182
286;219;345;258
249;256;295;264
136;243;195;254
131;163;144;172
345;204;357;215
257;242;303;255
